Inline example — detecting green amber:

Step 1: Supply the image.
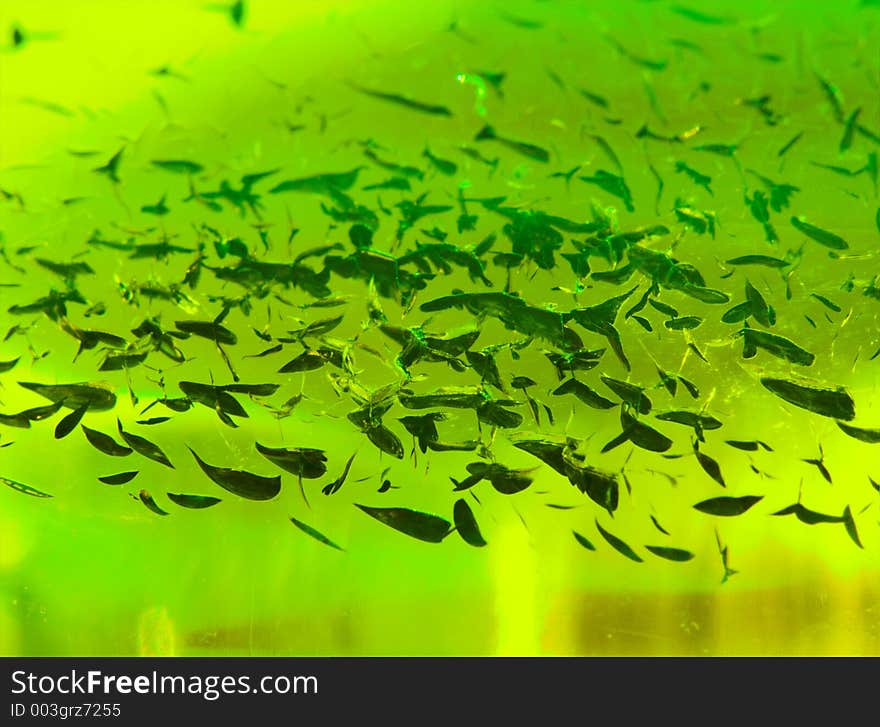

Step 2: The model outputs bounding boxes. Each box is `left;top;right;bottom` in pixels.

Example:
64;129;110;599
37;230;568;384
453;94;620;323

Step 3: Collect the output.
0;0;878;656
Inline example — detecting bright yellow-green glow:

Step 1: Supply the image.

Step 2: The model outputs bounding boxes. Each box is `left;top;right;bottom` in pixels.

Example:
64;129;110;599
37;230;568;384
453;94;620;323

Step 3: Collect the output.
492;521;539;654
